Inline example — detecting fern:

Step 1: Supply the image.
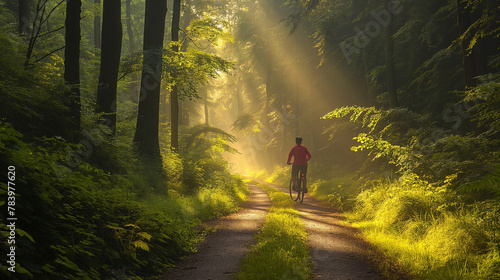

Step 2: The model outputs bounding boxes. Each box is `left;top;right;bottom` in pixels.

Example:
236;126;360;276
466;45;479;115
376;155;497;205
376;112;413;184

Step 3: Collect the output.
183;124;236;150
352;133;416;175
459;165;500;197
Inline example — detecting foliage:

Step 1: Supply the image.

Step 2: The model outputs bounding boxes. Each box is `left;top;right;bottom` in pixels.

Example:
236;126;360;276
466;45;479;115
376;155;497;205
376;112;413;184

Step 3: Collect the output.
184;18;234;47
231;112;256;132
462;73;500;136
163;46;234;100
0;122;249;279
322;105;500;184
167;124;239;194
453;0;500;53
118;16;234;102
317;58;500;279
0;30;71;140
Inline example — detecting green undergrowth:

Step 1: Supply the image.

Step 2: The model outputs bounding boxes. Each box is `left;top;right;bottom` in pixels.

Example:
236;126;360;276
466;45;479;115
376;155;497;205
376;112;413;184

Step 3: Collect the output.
348;174;500;280
235;182;312;280
0;122;249;279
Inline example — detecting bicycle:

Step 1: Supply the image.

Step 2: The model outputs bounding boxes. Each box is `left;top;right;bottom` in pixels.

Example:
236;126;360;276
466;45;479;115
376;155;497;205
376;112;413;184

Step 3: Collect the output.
289;168;306;203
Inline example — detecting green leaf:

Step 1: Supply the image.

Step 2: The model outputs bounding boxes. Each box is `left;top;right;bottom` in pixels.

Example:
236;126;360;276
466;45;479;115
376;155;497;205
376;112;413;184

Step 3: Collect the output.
124;224;140;229
137;232;152;241
55;256;81;271
106;225;123;230
16;263;33;277
132;240;150;251
16;228;35;243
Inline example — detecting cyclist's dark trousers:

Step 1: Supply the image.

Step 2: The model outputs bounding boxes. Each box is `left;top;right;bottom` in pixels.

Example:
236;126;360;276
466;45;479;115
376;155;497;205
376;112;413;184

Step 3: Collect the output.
292;165;308;193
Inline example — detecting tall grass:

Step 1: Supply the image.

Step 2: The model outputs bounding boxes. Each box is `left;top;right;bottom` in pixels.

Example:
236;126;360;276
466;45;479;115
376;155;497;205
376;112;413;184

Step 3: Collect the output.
236;183;312;280
312;172;500;279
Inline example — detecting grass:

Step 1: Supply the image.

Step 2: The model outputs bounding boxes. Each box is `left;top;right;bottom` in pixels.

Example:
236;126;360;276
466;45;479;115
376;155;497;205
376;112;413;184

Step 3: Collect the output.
139;177;250;225
235;182;312;280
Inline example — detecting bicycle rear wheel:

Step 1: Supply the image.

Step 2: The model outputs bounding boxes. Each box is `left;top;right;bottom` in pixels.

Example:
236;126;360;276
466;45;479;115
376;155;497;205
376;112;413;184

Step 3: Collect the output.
298;176;305;203
289;178;300;201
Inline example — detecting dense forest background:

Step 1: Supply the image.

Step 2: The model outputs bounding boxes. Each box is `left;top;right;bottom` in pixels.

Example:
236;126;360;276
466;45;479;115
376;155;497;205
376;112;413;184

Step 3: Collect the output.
0;0;499;279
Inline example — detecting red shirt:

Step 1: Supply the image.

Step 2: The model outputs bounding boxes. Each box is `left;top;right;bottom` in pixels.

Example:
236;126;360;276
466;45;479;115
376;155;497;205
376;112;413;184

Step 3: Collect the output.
287;145;311;166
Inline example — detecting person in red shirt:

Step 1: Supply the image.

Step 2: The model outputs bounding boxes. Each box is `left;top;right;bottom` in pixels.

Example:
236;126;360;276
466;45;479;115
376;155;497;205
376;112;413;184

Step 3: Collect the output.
287;137;312;193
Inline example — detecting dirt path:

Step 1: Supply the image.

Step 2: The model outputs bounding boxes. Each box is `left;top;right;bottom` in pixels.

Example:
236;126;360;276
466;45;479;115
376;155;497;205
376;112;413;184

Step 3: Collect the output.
258;179;384;280
298;197;383;279
161;183;271;280
163;180;384;280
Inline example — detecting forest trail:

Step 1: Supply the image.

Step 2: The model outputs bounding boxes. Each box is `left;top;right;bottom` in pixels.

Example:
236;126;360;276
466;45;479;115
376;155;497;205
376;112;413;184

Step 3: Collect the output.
163;179;384;279
161;183;272;280
254;179;384;280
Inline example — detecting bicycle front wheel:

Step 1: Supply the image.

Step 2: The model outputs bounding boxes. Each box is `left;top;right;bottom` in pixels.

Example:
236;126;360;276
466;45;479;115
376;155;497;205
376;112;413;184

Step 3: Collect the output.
289;178;300;201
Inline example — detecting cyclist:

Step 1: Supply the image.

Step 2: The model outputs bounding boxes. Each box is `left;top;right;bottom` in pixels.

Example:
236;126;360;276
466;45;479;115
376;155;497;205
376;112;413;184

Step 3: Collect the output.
286;137;311;193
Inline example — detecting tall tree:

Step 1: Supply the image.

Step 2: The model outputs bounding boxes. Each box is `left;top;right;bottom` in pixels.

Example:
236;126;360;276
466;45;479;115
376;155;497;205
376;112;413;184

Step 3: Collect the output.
96;0;122;134
18;0;31;36
94;0;101;49
170;0;181;150
134;0;167;154
178;0;194;127
125;0;135;53
64;0;82;138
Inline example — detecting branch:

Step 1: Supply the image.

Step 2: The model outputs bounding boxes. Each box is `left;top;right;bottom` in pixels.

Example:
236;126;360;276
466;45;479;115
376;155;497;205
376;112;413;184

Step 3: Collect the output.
40;0;65;27
179;29;220;51
26;46;65;68
29;3;47;59
38;25;65;38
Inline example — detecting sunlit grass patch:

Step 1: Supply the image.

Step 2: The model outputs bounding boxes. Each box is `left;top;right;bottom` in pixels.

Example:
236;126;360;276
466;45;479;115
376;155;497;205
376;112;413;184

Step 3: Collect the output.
348;176;500;280
236;183;312;280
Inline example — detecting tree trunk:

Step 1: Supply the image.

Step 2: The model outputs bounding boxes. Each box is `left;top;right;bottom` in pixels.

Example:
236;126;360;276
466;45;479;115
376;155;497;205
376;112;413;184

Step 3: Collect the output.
384;22;398;108
125;0;140;114
133;0;167;154
178;1;193;127
170;0;181;150
94;0;101;49
456;0;487;87
96;0;122;134
18;0;31;36
204;93;209;125
457;0;476;87
125;0;135;53
236;78;242;116
64;0;82;139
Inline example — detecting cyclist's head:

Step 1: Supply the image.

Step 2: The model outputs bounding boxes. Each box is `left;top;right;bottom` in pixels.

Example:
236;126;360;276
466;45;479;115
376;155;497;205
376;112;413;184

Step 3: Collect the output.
295;137;303;145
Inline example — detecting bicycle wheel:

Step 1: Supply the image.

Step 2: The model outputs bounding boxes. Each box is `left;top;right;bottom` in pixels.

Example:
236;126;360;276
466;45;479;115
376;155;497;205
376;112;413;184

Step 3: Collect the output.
298;175;305;203
289;177;300;201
